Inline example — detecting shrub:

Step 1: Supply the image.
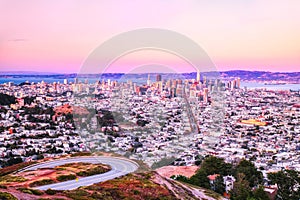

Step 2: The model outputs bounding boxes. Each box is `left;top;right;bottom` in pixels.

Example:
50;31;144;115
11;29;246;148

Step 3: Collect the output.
76;166;109;177
17;188;32;195
29;189;44;196
45;189;59;195
17;188;43;195
0;175;27;183
70;152;92;157
29;179;55;187
57;174;77;182
0;191;17;200
133;190;140;195
0;184;8;189
64;189;90;200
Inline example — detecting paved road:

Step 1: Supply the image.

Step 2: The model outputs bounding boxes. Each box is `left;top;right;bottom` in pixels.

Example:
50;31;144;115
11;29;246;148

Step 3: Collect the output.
19;156;139;190
183;85;200;134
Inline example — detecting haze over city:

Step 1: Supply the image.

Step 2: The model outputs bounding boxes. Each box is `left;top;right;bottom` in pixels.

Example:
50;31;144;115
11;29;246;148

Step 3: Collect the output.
1;1;300;200
1;0;300;73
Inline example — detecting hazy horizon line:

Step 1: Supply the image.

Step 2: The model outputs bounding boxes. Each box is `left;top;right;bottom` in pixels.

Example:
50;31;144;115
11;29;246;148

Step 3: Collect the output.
0;70;300;75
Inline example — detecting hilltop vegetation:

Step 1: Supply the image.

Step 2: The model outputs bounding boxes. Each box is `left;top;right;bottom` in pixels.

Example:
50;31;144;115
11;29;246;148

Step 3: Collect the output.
173;156;300;200
0;93;16;105
174;156;267;199
0;191;17;200
65;172;177;200
0;159;219;200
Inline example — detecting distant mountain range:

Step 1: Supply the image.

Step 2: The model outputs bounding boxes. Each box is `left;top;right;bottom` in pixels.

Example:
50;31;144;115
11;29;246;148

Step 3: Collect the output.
220;70;300;82
0;70;299;82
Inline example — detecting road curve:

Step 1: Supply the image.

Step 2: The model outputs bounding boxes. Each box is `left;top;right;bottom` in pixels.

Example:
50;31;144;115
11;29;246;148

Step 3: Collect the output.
19;156;139;190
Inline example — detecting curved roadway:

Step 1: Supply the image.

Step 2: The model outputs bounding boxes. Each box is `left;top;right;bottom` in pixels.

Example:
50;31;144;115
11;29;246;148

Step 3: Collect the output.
19;156;139;190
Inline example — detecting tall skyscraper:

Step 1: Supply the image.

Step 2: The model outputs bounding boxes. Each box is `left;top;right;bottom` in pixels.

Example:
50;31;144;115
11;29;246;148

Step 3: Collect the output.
231;80;235;91
203;88;208;103
159;81;163;92
156;74;162;82
8;82;14;87
237;78;241;88
196;70;200;82
147;74;151;86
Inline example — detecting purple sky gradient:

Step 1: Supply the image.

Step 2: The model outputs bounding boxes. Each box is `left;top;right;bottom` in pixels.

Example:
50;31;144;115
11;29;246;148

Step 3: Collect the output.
0;1;300;73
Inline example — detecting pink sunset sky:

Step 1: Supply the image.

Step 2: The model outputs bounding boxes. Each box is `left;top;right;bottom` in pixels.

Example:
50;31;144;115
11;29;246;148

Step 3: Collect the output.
0;0;300;73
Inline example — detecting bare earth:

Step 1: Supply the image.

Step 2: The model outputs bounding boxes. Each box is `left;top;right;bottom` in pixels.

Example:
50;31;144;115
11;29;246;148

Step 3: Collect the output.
156;165;199;178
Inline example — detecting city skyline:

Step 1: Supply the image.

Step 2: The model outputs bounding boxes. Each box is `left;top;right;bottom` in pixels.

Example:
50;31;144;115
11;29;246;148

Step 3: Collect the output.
1;1;300;73
1;1;300;199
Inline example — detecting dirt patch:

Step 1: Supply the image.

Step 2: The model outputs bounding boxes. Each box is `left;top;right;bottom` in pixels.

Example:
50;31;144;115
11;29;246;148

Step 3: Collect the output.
156;165;199;178
54;104;89;116
0;188;69;200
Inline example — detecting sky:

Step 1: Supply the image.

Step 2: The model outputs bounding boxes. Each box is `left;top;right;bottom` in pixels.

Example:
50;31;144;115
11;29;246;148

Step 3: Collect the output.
0;0;300;73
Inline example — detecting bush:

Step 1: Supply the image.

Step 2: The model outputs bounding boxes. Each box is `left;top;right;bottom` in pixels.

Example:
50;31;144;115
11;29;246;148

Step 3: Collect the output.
64;189;90;200
0;184;8;189
45;189;59;195
0;191;17;200
57;162;90;168
17;188;33;195
76;166;109;177
17;188;43;195
0;175;27;183
70;152;92;157
29;179;55;187
57;174;77;182
31;189;44;196
133;190;140;195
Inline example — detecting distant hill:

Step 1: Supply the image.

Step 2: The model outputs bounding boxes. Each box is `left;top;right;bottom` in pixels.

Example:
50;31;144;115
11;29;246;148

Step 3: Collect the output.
220;70;300;82
0;93;16;105
0;70;299;82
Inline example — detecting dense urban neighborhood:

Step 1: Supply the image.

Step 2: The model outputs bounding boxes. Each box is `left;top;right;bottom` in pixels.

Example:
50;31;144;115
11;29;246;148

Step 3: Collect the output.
0;73;299;199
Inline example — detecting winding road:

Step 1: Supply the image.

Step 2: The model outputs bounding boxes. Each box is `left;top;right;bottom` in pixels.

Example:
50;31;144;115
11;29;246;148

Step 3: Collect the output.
19;156;139;190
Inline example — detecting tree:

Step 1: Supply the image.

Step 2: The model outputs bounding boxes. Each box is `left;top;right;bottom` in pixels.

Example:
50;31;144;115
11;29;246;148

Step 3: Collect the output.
186;156;233;192
201;156;233;176
268;169;300;200
7;156;23;166
0;93;16;105
252;186;270;200
234;159;263;187
189;170;210;189
230;173;251;200
172;175;189;182
213;175;226;194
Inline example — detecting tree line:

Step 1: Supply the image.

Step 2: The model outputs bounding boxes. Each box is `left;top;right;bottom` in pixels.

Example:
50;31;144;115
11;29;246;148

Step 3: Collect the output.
173;156;300;200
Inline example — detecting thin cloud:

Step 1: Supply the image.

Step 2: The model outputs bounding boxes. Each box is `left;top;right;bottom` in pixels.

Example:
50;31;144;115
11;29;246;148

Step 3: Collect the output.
8;38;28;42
